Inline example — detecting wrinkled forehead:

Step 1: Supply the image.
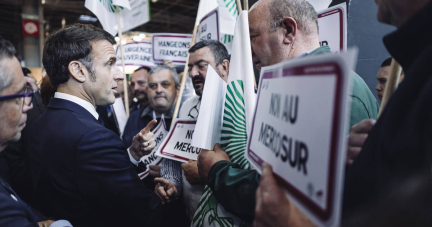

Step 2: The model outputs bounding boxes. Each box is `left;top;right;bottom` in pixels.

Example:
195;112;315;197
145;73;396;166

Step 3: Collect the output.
91;40;116;61
149;69;173;83
249;0;270;32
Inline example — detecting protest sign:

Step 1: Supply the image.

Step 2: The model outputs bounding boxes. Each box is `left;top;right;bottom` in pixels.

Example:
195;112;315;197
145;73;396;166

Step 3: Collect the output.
246;50;358;226
195;5;237;53
137;117;168;179
196;8;219;43
191;65;226;150
115;41;155;68
156;119;201;162
152;33;193;64
317;3;347;52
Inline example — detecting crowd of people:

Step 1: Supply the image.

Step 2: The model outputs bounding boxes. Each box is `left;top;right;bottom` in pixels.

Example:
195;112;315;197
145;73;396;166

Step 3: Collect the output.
0;0;431;226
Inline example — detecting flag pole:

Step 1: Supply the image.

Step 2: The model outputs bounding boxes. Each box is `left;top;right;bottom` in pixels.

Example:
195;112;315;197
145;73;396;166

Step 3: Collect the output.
116;6;130;118
170;23;199;128
236;0;242;13
378;58;402;117
171;21;199;127
243;0;249;10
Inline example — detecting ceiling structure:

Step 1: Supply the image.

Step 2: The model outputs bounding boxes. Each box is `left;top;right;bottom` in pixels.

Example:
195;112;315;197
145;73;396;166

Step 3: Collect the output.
0;0;199;59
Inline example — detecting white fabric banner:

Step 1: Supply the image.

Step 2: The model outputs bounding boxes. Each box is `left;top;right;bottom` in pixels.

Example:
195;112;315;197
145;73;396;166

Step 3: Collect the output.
191;65;226;150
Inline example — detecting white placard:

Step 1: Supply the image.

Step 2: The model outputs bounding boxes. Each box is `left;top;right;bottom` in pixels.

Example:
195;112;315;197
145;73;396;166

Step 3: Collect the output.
246;50;357;226
152;33;193;64
119;0;150;32
197;8;219;43
137;117;169;179
155;119;201;162
191;65;226;150
112;98;127;136
317;3;347;53
116;41;156;68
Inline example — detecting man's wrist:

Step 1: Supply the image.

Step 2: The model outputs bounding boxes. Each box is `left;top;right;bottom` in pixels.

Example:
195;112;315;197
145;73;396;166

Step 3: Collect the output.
127;148;140;166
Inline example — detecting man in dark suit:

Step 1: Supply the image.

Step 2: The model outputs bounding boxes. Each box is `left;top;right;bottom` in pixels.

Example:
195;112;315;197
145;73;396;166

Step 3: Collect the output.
29;24;161;227
0;37;69;227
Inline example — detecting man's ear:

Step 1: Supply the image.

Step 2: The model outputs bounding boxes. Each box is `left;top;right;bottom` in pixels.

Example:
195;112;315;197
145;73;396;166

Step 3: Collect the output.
68;60;87;83
219;59;230;83
281;17;297;45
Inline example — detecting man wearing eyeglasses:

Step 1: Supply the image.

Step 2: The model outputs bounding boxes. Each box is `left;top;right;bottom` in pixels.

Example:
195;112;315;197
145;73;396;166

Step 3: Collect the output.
28;24;162;227
153;40;230;223
0;37;74;227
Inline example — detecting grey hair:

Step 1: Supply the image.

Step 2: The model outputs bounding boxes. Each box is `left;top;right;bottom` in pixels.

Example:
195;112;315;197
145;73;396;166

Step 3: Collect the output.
79;54;96;82
149;65;180;86
268;0;318;35
189;40;230;65
0;37;16;94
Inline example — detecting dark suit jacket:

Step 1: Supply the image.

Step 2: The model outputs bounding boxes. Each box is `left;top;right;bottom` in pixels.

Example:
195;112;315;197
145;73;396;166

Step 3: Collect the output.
0;91;46;205
29;98;161;227
0;178;44;227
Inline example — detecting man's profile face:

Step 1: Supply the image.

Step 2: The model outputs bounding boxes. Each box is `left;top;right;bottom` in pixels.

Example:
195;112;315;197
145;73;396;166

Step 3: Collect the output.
0;57;33;146
249;0;285;72
187;47;219;96
130;69;149;103
84;40;123;106
147;69;178;113
375;65;390;100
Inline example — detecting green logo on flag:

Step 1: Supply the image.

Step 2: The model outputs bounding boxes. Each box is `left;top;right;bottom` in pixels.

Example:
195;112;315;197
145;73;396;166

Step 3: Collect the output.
99;0;123;13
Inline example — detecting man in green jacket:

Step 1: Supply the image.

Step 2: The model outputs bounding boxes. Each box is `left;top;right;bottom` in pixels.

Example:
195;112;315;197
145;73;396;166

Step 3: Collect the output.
197;0;379;223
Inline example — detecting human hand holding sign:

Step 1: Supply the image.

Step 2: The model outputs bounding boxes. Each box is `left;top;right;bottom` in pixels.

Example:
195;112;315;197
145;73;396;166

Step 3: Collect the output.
154;178;178;204
129;119;157;161
197;143;230;183
254;163;314;227
347;119;376;166
181;160;202;185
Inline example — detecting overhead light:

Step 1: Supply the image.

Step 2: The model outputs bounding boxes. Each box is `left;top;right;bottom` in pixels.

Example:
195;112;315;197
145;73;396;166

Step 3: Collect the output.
133;36;142;41
42;0;45;4
115;37;120;42
121;40;127;45
139;34;146;39
151;0;157;2
78;15;98;22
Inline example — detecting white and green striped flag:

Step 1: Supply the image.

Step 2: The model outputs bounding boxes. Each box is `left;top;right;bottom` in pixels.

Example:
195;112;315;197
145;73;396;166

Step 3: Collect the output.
85;0;149;36
192;11;256;227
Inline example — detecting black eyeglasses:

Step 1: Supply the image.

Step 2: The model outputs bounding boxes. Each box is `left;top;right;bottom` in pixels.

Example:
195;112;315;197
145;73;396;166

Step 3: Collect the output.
188;100;200;119
0;86;34;106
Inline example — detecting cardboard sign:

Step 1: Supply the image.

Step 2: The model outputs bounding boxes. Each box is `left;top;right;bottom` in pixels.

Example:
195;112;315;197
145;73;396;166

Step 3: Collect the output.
152;33;193;64
246;51;357;226
317;3;347;52
116;41;156;68
138;118;169;179
197;8;219;43
156;119;201;162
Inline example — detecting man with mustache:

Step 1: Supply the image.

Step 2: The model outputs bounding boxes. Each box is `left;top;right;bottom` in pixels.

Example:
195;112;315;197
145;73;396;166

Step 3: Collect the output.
130;66;151;111
29;24;161;227
153;40;230;223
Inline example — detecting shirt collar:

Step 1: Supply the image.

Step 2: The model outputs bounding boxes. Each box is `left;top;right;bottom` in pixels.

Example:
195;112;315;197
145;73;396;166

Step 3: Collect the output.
54;92;99;120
